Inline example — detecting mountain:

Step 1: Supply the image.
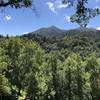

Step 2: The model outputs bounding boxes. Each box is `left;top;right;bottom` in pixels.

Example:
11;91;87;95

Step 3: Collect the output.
22;26;66;38
21;26;100;55
61;27;100;40
63;27;97;34
75;27;97;32
22;26;100;39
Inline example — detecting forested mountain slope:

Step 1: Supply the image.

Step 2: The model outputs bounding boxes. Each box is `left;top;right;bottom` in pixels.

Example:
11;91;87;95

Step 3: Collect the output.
22;26;66;38
21;27;100;57
0;27;100;100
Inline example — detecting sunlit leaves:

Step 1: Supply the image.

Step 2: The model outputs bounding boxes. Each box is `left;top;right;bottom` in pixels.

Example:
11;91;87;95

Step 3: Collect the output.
0;37;100;99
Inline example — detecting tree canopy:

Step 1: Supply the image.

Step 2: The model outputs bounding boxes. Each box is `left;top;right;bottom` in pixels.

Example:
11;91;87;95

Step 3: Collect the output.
0;0;32;8
0;30;100;99
62;0;100;27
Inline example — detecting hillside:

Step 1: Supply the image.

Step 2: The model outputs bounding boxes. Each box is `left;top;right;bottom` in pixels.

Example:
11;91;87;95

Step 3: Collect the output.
22;26;100;39
21;26;100;57
62;27;100;40
0;27;100;100
22;26;66;38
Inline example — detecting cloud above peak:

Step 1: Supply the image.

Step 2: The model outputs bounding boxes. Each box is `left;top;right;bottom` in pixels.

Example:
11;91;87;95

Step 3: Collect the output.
46;0;70;14
46;2;57;14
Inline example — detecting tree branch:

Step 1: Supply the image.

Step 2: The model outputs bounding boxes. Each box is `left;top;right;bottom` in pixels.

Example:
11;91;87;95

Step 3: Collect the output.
0;1;12;7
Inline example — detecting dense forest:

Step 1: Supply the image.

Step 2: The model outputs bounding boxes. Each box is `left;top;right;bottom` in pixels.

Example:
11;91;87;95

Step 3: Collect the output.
0;27;100;100
0;0;100;100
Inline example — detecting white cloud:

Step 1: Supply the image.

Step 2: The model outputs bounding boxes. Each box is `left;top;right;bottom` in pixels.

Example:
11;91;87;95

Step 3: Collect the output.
57;4;69;8
96;26;100;30
46;2;57;14
65;16;71;22
46;0;70;14
5;15;11;21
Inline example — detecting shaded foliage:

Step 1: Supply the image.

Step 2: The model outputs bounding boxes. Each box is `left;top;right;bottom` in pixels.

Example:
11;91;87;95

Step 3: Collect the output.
0;0;32;8
62;0;100;27
0;31;100;100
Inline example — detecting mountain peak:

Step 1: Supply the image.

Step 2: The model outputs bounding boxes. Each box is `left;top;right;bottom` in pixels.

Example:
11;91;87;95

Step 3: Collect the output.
49;26;58;29
27;26;66;38
22;26;100;39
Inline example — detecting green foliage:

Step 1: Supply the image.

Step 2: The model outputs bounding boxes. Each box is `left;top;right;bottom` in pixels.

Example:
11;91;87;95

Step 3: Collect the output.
0;47;11;98
62;0;100;27
0;0;32;8
0;35;100;100
22;27;100;58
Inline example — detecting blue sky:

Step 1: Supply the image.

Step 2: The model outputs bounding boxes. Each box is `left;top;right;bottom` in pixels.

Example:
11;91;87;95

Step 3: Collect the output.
0;0;100;36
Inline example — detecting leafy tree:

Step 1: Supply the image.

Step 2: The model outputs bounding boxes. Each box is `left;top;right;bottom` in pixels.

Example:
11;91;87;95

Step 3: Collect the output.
23;40;45;100
2;38;44;99
86;54;100;100
51;55;60;100
62;0;100;27
0;36;100;100
63;53;85;100
0;0;32;8
0;47;11;99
